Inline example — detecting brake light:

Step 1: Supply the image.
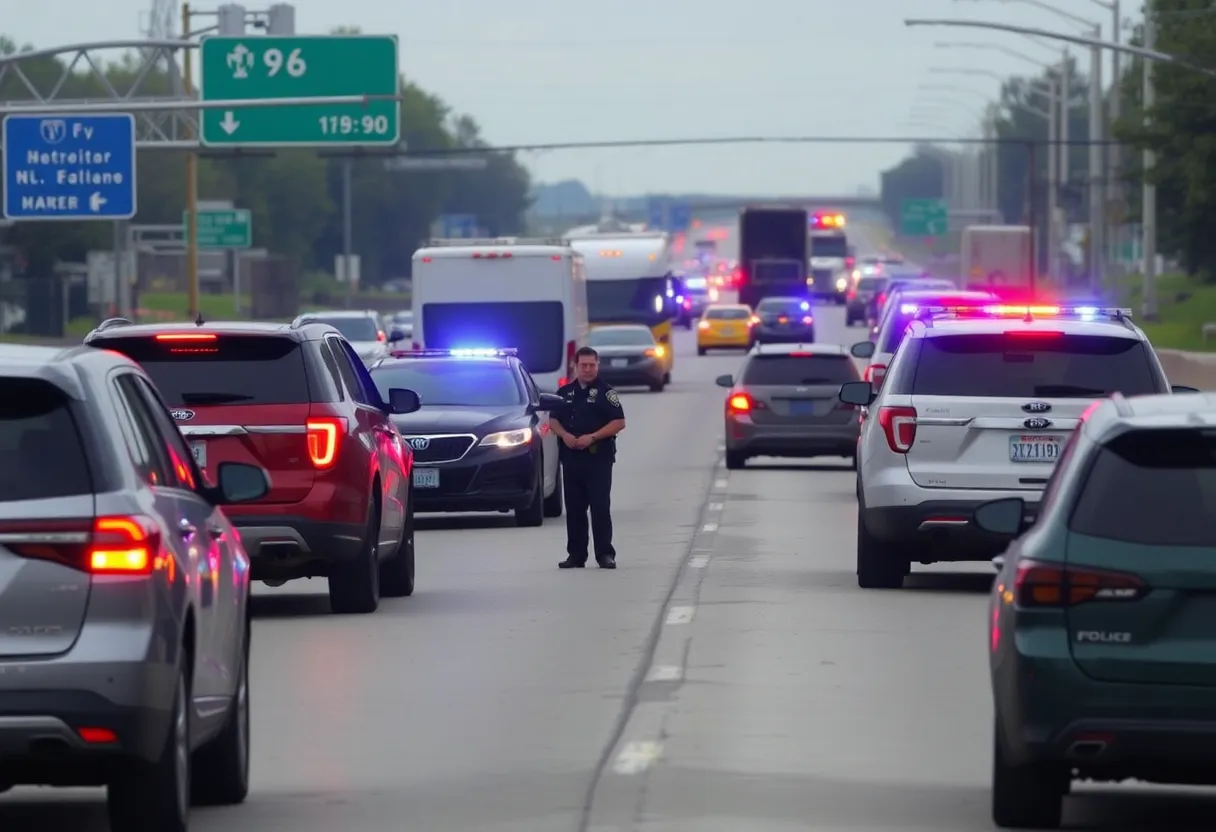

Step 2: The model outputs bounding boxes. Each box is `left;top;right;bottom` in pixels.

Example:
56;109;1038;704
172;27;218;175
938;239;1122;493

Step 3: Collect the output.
847;288;857;301
0;515;160;575
305;417;346;468
845;256;855;269
864;363;887;386
1014;559;1147;608
748;315;760;326
877;406;916;453
801;315;813;325
698;320;711;330
876;293;886;308
377;331;387;343
155;333;215;342
683;299;691;309
727;393;755;414
1005;330;1064;337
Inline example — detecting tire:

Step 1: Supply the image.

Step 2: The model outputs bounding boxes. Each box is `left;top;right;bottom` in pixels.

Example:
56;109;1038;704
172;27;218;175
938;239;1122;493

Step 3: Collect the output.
697;347;707;356
516;464;545;527
328;498;380;614
543;462;564;518
108;664;190;832
380;485;416;597
856;503;907;589
848;455;858;471
992;718;1066;828
649;379;665;392
663;371;671;384
191;618;250;806
725;450;746;470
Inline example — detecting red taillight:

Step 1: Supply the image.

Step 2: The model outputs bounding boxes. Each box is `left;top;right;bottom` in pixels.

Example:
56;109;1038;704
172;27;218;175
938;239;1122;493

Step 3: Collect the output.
0;515;160;575
864;363;887;387
155;333;215;342
377;331;387;343
77;727;118;744
847;289;857;301
1004;330;1064;338
877;405;916;453
683;299;691;309
876;293;886;308
306;417;346;468
801;315;813;325
1014;559;1147;608
845;256;855;268
727;393;754;414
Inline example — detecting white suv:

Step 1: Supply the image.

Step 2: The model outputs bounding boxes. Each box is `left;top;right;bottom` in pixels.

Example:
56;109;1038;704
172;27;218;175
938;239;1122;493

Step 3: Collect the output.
838;303;1190;589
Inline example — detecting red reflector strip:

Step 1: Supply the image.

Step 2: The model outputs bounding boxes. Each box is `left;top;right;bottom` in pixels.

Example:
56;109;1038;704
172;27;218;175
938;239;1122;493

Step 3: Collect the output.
77;726;118;744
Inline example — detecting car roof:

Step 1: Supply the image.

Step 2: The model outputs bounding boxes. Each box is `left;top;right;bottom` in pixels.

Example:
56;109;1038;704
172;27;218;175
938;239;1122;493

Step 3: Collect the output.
893;289;994;302
0;343;139;400
705;303;750;311
85;319;313;341
751;342;850;356
1081;393;1216;442
912;315;1143;340
297;310;378;319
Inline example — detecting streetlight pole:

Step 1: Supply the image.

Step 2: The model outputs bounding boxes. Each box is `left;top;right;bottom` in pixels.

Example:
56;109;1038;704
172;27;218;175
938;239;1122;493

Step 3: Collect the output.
1143;7;1157;317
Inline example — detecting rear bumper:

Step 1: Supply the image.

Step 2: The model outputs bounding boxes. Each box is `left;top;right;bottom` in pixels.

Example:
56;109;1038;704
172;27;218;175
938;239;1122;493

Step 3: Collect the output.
414;445;538;513
863;498;1039;559
698;333;752;349
233;515;367;578
726;418;858;457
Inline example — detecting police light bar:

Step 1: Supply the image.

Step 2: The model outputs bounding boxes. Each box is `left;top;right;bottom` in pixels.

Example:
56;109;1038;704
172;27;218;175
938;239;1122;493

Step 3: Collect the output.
810;213;846;228
388;348;518;359
902;304;1132;321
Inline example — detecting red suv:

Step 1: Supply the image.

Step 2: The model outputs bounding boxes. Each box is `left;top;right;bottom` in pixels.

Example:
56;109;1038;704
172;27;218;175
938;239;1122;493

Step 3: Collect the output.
85;319;421;614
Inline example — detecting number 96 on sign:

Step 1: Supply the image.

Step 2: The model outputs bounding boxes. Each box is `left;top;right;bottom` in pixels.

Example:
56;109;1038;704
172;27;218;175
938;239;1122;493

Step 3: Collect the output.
1009;434;1061;463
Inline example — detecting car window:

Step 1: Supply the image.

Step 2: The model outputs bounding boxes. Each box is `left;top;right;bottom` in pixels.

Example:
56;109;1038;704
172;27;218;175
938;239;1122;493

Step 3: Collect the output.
910;334;1160;398
756;298;811;315
114;374;176;488
587;328;654;347
370;360;524;407
705;308;750;320
0;378;92;500
327;336;369;405
742;354;859;385
318;341;346;402
1070;429;1216;546
131;376;200;491
304;316;379;342
100;334;310;406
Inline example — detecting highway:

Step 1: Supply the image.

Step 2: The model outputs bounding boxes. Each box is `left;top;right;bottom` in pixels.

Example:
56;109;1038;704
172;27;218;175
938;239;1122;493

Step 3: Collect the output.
4;227;1213;831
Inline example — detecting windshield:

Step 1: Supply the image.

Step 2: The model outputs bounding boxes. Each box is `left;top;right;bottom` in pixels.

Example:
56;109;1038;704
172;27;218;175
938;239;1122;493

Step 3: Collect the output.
422;301;564;374
909;334;1160;398
101;335;310;406
371;361;524;407
305;316;380;342
587;327;654;347
705;307;750;320
586;277;670;325
811;236;849;258
757;298;810;315
742;354;859;385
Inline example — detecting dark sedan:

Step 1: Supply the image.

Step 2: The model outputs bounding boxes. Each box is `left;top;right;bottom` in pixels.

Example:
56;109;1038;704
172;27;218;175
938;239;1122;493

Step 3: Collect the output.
845;275;888;327
587;325;667;392
751;296;815;344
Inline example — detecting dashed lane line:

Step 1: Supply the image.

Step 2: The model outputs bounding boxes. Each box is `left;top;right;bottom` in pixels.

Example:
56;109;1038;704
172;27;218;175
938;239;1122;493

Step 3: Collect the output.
612;741;663;775
665;605;695;625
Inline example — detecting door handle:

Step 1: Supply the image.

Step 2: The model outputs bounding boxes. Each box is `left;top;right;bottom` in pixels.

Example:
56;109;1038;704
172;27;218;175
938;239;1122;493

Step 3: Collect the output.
178;518;198;539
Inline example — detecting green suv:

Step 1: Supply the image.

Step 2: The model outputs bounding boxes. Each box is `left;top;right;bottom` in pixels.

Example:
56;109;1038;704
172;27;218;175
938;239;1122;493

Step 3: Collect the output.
975;391;1216;829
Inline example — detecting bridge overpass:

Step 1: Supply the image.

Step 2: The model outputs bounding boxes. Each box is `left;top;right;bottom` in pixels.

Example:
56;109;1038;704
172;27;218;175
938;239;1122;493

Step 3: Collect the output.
671;195;884;212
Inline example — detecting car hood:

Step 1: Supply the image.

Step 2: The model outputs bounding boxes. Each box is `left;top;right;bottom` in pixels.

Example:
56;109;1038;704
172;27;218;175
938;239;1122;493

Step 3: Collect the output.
390;406;526;436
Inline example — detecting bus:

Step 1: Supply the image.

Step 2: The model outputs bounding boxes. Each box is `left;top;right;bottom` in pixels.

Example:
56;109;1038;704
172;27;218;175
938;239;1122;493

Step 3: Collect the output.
564;230;675;383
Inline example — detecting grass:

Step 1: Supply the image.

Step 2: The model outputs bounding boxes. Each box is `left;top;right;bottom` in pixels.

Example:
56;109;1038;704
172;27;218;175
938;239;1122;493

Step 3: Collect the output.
1116;273;1216;352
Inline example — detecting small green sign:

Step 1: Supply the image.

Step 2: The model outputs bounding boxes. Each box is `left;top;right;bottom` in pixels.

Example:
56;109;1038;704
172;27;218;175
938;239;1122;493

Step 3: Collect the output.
899;198;949;237
199;35;400;147
185;208;253;249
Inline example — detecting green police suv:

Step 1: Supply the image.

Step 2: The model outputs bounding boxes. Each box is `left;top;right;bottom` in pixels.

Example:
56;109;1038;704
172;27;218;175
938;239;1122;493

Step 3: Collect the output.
975;391;1216;829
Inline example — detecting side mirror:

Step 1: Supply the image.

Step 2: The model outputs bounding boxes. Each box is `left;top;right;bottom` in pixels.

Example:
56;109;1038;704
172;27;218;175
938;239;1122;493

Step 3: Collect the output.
388;329;406;343
535;392;565;411
838;380;875;407
715;374;733;388
851;341;875;359
973;498;1027;536
991;555;1005;571
213;462;270;504
387;387;421;415
1172;384;1200;394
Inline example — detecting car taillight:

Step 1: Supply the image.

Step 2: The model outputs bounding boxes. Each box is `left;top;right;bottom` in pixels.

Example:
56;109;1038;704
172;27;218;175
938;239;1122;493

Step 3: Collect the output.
377;331;387;343
877;405;916;453
726;393;760;414
847;289;857;301
748;315;760;326
683;299;691;309
698;320;711;330
801;315;813;325
1014;559;1147;608
306;417;346;468
876;293;886;308
864;363;887;386
0;515;160;575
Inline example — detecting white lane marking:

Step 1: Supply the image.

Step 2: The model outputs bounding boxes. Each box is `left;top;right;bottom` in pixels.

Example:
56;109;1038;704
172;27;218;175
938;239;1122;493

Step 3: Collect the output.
707;502;724;512
612;741;663;774
646;664;683;682
713;479;728;488
688;554;710;568
666;606;695;625
701;522;718;532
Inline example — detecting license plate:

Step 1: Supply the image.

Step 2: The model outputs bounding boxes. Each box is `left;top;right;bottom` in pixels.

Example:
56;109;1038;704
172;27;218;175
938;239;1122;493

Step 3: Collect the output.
611;358;628;368
1009;434;1062;463
413;467;440;488
191;442;206;468
788;400;821;416
721;326;738;335
777;317;789;324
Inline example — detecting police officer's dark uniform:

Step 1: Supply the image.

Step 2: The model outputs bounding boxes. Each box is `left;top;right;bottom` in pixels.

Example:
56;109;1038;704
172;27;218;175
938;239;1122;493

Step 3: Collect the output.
552;376;625;569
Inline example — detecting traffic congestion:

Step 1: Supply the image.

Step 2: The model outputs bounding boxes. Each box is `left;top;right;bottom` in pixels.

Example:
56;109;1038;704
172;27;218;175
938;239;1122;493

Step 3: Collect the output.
3;205;1216;832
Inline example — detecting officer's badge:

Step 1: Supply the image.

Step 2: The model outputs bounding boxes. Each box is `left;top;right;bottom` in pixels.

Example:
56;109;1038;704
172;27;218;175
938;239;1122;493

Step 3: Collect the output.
606;390;620;407
588;387;598;400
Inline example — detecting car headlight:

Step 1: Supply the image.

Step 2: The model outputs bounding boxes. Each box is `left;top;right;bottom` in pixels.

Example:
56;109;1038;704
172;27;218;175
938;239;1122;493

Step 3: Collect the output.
479;427;533;448
835;276;848;291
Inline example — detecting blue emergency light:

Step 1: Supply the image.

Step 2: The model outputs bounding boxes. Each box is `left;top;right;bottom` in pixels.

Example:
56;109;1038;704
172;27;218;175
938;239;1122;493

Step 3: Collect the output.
388;348;518;359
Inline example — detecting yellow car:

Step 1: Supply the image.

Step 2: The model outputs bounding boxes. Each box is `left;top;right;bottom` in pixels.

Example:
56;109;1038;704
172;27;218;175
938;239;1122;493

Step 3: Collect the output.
697;304;755;355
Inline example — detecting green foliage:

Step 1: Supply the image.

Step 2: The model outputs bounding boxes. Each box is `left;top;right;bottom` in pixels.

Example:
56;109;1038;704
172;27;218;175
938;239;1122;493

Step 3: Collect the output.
0;33;531;283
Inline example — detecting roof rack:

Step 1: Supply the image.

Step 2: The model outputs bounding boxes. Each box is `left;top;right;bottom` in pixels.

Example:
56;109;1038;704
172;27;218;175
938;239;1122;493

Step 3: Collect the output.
386;348;518;359
1109;391;1134;417
421;237;568;248
95;317;134;332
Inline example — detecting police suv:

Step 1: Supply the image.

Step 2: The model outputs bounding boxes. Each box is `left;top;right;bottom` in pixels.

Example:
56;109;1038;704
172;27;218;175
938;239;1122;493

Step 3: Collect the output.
839;303;1193;589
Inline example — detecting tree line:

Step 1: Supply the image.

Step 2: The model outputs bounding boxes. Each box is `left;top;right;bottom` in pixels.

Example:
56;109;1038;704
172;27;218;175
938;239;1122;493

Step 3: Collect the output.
0;32;532;284
880;0;1216;279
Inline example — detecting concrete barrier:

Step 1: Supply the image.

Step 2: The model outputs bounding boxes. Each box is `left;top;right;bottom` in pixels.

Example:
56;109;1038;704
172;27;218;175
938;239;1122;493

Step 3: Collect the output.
1157;349;1216;390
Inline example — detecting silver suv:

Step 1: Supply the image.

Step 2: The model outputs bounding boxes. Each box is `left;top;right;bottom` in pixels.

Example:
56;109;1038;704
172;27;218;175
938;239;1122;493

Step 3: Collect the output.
838;304;1192;589
0;344;270;829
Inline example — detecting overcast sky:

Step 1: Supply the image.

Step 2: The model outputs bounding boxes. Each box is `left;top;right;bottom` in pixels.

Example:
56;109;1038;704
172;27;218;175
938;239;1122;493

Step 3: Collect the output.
4;0;1127;196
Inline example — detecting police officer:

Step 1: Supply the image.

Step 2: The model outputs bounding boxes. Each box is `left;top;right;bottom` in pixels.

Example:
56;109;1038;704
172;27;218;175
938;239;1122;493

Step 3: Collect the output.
550;346;626;569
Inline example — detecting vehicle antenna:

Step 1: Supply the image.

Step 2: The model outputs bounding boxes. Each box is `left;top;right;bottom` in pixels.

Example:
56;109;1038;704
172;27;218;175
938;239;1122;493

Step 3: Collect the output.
195;312;205;327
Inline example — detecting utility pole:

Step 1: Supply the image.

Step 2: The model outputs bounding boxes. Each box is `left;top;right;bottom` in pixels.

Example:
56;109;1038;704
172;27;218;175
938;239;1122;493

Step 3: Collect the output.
182;2;199;319
1107;0;1123;282
1088;33;1105;294
1143;3;1158;318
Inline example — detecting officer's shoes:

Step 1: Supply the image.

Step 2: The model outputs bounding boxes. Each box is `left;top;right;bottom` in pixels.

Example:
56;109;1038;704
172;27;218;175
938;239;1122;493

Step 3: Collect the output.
597;557;616;569
558;558;586;569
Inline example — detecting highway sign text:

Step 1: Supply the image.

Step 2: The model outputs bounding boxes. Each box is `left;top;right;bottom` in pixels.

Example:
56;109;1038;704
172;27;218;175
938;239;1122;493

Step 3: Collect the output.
184;208;253;249
200;35;400;147
3;114;137;221
899;198;948;237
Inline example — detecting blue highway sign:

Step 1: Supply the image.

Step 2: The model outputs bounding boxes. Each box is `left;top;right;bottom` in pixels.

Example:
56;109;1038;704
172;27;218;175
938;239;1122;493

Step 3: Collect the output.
668;202;691;232
3;114;137;221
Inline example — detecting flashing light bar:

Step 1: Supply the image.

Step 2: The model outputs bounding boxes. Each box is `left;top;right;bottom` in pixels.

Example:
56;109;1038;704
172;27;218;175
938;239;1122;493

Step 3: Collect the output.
388;348;518;359
810;213;846;228
900;304;1132;321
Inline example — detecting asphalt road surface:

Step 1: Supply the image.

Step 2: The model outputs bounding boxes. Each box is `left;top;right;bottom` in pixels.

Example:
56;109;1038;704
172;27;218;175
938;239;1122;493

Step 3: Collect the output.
4;302;1216;830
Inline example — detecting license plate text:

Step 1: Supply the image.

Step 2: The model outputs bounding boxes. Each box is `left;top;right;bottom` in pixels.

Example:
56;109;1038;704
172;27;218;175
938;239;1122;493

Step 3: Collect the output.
413;468;439;488
1009;434;1061;463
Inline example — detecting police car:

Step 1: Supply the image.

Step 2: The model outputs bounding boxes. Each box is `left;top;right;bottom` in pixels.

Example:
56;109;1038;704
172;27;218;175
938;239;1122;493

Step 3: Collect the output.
368;349;566;526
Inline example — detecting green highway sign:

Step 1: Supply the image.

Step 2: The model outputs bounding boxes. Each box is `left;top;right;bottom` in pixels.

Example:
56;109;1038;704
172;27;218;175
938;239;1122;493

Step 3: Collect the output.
899;198;949;237
185;208;253;249
199;35;400;147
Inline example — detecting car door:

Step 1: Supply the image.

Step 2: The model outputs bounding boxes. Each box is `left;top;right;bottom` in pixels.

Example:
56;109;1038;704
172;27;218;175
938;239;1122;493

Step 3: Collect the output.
110;372;223;701
131;374;248;708
523;371;558;494
329;336;406;546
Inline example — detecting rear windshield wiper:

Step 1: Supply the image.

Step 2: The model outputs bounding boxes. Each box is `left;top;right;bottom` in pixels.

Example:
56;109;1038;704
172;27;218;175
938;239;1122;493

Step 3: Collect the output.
1032;384;1107;397
178;392;255;404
